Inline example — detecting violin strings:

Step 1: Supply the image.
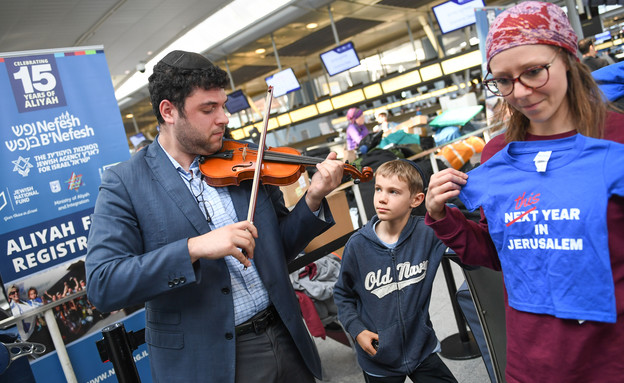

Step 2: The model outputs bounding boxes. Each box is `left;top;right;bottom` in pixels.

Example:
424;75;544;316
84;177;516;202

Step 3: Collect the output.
243;148;322;166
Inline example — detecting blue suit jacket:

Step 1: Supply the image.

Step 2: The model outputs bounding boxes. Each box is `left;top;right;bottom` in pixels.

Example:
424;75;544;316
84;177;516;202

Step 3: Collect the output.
85;139;334;382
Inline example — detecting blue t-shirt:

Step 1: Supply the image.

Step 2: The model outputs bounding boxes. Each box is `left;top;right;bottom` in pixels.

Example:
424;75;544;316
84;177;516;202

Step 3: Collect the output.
459;134;624;323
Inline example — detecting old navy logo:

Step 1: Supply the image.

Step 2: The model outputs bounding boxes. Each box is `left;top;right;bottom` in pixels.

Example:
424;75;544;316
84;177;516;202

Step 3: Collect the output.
365;261;428;298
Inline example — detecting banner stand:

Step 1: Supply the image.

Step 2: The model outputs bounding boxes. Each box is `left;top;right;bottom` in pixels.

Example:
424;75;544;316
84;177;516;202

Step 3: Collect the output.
1;45;138;381
43;309;77;383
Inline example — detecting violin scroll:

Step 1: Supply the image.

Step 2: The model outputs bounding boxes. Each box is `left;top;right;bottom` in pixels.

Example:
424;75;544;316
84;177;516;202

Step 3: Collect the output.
343;163;373;184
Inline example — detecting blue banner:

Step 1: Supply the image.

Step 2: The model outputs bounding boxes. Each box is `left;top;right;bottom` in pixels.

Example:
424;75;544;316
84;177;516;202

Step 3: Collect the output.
1;48;128;238
1;47;140;382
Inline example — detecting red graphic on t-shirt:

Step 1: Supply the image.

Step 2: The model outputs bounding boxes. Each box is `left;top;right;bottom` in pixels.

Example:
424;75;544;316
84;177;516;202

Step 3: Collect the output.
506;206;537;227
514;192;540;210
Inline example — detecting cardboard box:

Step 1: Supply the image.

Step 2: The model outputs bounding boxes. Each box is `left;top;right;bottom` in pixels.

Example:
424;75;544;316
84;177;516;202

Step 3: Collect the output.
280;172;310;208
304;189;354;256
411;115;428;126
404;126;426;136
395;115;428;135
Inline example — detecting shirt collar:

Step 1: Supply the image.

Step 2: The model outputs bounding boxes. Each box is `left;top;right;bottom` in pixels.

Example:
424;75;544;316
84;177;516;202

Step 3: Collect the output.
157;136;201;179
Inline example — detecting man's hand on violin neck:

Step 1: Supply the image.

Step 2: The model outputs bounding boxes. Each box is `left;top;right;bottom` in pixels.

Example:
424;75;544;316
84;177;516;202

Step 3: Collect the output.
187;221;257;267
305;152;344;211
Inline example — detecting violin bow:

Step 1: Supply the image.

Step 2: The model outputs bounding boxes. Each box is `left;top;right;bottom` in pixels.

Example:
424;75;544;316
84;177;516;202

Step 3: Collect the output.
246;86;274;224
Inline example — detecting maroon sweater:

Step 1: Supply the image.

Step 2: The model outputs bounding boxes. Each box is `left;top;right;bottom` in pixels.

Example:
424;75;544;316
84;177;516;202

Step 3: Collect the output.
426;112;624;383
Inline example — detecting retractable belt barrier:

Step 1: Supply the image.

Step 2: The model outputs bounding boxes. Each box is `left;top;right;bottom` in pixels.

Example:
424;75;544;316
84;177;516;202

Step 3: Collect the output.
96;322;145;383
287;230;356;273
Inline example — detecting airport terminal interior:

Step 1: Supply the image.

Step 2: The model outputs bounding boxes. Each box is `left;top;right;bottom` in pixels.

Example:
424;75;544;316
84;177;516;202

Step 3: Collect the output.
1;0;624;382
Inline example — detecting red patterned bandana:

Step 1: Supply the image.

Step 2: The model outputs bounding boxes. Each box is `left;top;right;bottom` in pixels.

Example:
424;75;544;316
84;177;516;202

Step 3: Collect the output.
486;1;578;67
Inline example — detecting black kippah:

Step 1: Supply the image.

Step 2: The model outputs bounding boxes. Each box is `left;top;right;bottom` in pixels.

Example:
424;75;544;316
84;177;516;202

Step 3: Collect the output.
399;159;428;192
160;50;215;69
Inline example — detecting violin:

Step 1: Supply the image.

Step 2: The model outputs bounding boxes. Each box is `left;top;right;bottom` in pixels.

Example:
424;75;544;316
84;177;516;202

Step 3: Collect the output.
198;140;373;187
206;86;370;229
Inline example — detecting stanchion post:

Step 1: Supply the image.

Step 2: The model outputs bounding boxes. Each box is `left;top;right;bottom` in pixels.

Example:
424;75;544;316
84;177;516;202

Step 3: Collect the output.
429;152;439;173
351;183;368;225
43;309;78;383
439;257;481;360
99;322;141;383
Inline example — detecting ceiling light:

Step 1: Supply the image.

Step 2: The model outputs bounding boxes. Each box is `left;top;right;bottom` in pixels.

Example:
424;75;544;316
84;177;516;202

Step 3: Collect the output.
330;89;366;109
316;99;333;114
289;105;319;122
441;51;482;75
255;48;266;54
230;129;246;140
420;64;443;82
381;71;421;93
363;84;383;99
306;22;318;29
125;114;134;119
277;113;292;125
115;0;291;101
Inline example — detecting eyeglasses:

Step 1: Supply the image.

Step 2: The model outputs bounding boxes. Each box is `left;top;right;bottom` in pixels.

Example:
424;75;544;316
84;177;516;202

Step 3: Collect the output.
9;291;18;295
189;175;212;222
483;50;560;97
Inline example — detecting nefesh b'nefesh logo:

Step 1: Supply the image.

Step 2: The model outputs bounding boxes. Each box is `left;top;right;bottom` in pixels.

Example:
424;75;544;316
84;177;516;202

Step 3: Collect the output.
5;54;67;113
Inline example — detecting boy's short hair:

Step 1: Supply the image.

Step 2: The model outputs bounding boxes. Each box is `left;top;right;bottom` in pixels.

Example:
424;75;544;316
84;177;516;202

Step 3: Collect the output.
375;159;425;195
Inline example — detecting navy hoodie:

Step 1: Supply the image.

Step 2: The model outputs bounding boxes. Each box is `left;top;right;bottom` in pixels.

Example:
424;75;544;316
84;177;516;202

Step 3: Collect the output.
334;214;447;376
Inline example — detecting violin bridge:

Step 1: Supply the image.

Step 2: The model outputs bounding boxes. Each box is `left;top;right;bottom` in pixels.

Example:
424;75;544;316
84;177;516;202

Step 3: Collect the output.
242;147;247;161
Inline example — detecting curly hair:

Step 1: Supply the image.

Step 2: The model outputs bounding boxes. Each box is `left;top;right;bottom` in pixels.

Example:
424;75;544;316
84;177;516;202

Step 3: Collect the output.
148;60;229;124
498;49;607;143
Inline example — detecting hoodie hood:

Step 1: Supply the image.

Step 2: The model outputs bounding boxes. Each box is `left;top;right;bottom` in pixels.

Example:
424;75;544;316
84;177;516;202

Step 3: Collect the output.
360;214;420;249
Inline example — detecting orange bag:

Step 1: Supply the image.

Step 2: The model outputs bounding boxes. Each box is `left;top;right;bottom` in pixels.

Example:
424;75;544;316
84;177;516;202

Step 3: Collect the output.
437;136;486;170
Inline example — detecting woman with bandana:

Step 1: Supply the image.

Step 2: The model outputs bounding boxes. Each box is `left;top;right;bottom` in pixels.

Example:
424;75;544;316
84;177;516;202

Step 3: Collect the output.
425;2;624;382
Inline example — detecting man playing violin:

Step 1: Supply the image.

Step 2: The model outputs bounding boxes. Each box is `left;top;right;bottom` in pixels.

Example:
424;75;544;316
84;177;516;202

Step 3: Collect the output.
85;50;345;383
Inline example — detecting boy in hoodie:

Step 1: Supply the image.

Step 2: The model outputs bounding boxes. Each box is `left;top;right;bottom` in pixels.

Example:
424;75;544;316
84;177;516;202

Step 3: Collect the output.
334;159;457;383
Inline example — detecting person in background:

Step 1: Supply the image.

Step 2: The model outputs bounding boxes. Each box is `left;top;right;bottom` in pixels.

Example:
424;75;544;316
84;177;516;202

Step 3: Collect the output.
578;37;609;71
86;50;344;383
335;159;457;383
27;288;43;307
345;107;369;151
425;2;624;382
372;109;397;134
8;285;37;341
134;138;152;152
62;281;73;296
344;107;369;163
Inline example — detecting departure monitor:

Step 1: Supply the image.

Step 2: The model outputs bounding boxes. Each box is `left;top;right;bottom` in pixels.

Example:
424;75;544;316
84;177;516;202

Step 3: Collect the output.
432;0;486;34
265;68;301;97
320;41;361;76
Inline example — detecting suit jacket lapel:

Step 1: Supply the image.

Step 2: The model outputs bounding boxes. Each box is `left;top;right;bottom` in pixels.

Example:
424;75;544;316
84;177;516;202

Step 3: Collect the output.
145;139;211;234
